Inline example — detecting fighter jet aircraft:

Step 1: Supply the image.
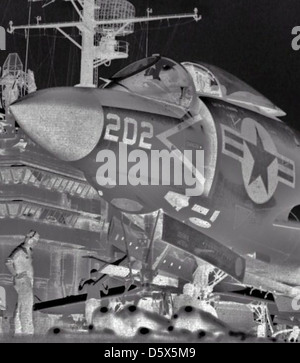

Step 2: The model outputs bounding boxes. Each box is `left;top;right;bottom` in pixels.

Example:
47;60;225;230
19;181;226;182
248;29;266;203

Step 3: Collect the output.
9;55;300;325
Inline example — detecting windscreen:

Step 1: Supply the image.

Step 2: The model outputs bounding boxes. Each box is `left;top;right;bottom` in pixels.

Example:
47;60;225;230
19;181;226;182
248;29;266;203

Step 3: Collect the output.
182;62;286;117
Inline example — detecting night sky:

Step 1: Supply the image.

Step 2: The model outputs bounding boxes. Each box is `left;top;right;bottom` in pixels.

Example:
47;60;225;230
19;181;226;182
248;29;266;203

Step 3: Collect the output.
1;0;300;128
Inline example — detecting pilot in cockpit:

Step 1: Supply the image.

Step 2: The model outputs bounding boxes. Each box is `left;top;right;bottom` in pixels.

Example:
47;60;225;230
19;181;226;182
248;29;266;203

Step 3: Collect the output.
142;59;194;108
108;56;196;110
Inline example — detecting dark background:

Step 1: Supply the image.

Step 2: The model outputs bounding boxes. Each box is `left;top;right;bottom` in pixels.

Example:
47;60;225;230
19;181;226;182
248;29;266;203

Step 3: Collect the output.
0;0;300;127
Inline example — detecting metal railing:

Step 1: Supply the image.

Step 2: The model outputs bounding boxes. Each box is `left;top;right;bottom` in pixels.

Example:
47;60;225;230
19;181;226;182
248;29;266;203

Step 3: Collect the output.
0;166;98;200
0;201;102;233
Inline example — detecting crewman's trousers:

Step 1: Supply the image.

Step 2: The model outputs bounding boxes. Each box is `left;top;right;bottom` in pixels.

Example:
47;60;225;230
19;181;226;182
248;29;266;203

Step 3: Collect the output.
14;277;34;336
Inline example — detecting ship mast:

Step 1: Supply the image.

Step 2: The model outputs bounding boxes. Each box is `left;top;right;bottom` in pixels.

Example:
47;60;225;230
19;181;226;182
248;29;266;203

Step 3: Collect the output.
8;0;201;87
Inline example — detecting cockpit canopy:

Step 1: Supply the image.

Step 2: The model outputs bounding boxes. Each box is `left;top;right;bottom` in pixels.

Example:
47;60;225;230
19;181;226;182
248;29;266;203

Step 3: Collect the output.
182;62;286;118
108;56;198;110
107;56;286;119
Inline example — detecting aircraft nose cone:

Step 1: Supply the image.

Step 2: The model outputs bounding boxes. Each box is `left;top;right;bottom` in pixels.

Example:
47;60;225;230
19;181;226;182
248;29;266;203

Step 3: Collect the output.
10;87;104;162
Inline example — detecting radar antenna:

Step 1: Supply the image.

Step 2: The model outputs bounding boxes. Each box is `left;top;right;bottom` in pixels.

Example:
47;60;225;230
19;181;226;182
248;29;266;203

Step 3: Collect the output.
8;0;201;87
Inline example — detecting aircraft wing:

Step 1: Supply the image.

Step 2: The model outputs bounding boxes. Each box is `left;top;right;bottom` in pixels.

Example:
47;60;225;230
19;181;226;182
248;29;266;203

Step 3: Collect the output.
99;264;178;288
108;215;198;282
161;213;246;282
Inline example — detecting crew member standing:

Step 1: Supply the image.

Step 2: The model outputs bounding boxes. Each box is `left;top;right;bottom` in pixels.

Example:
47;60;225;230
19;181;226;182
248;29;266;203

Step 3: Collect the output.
5;230;40;336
